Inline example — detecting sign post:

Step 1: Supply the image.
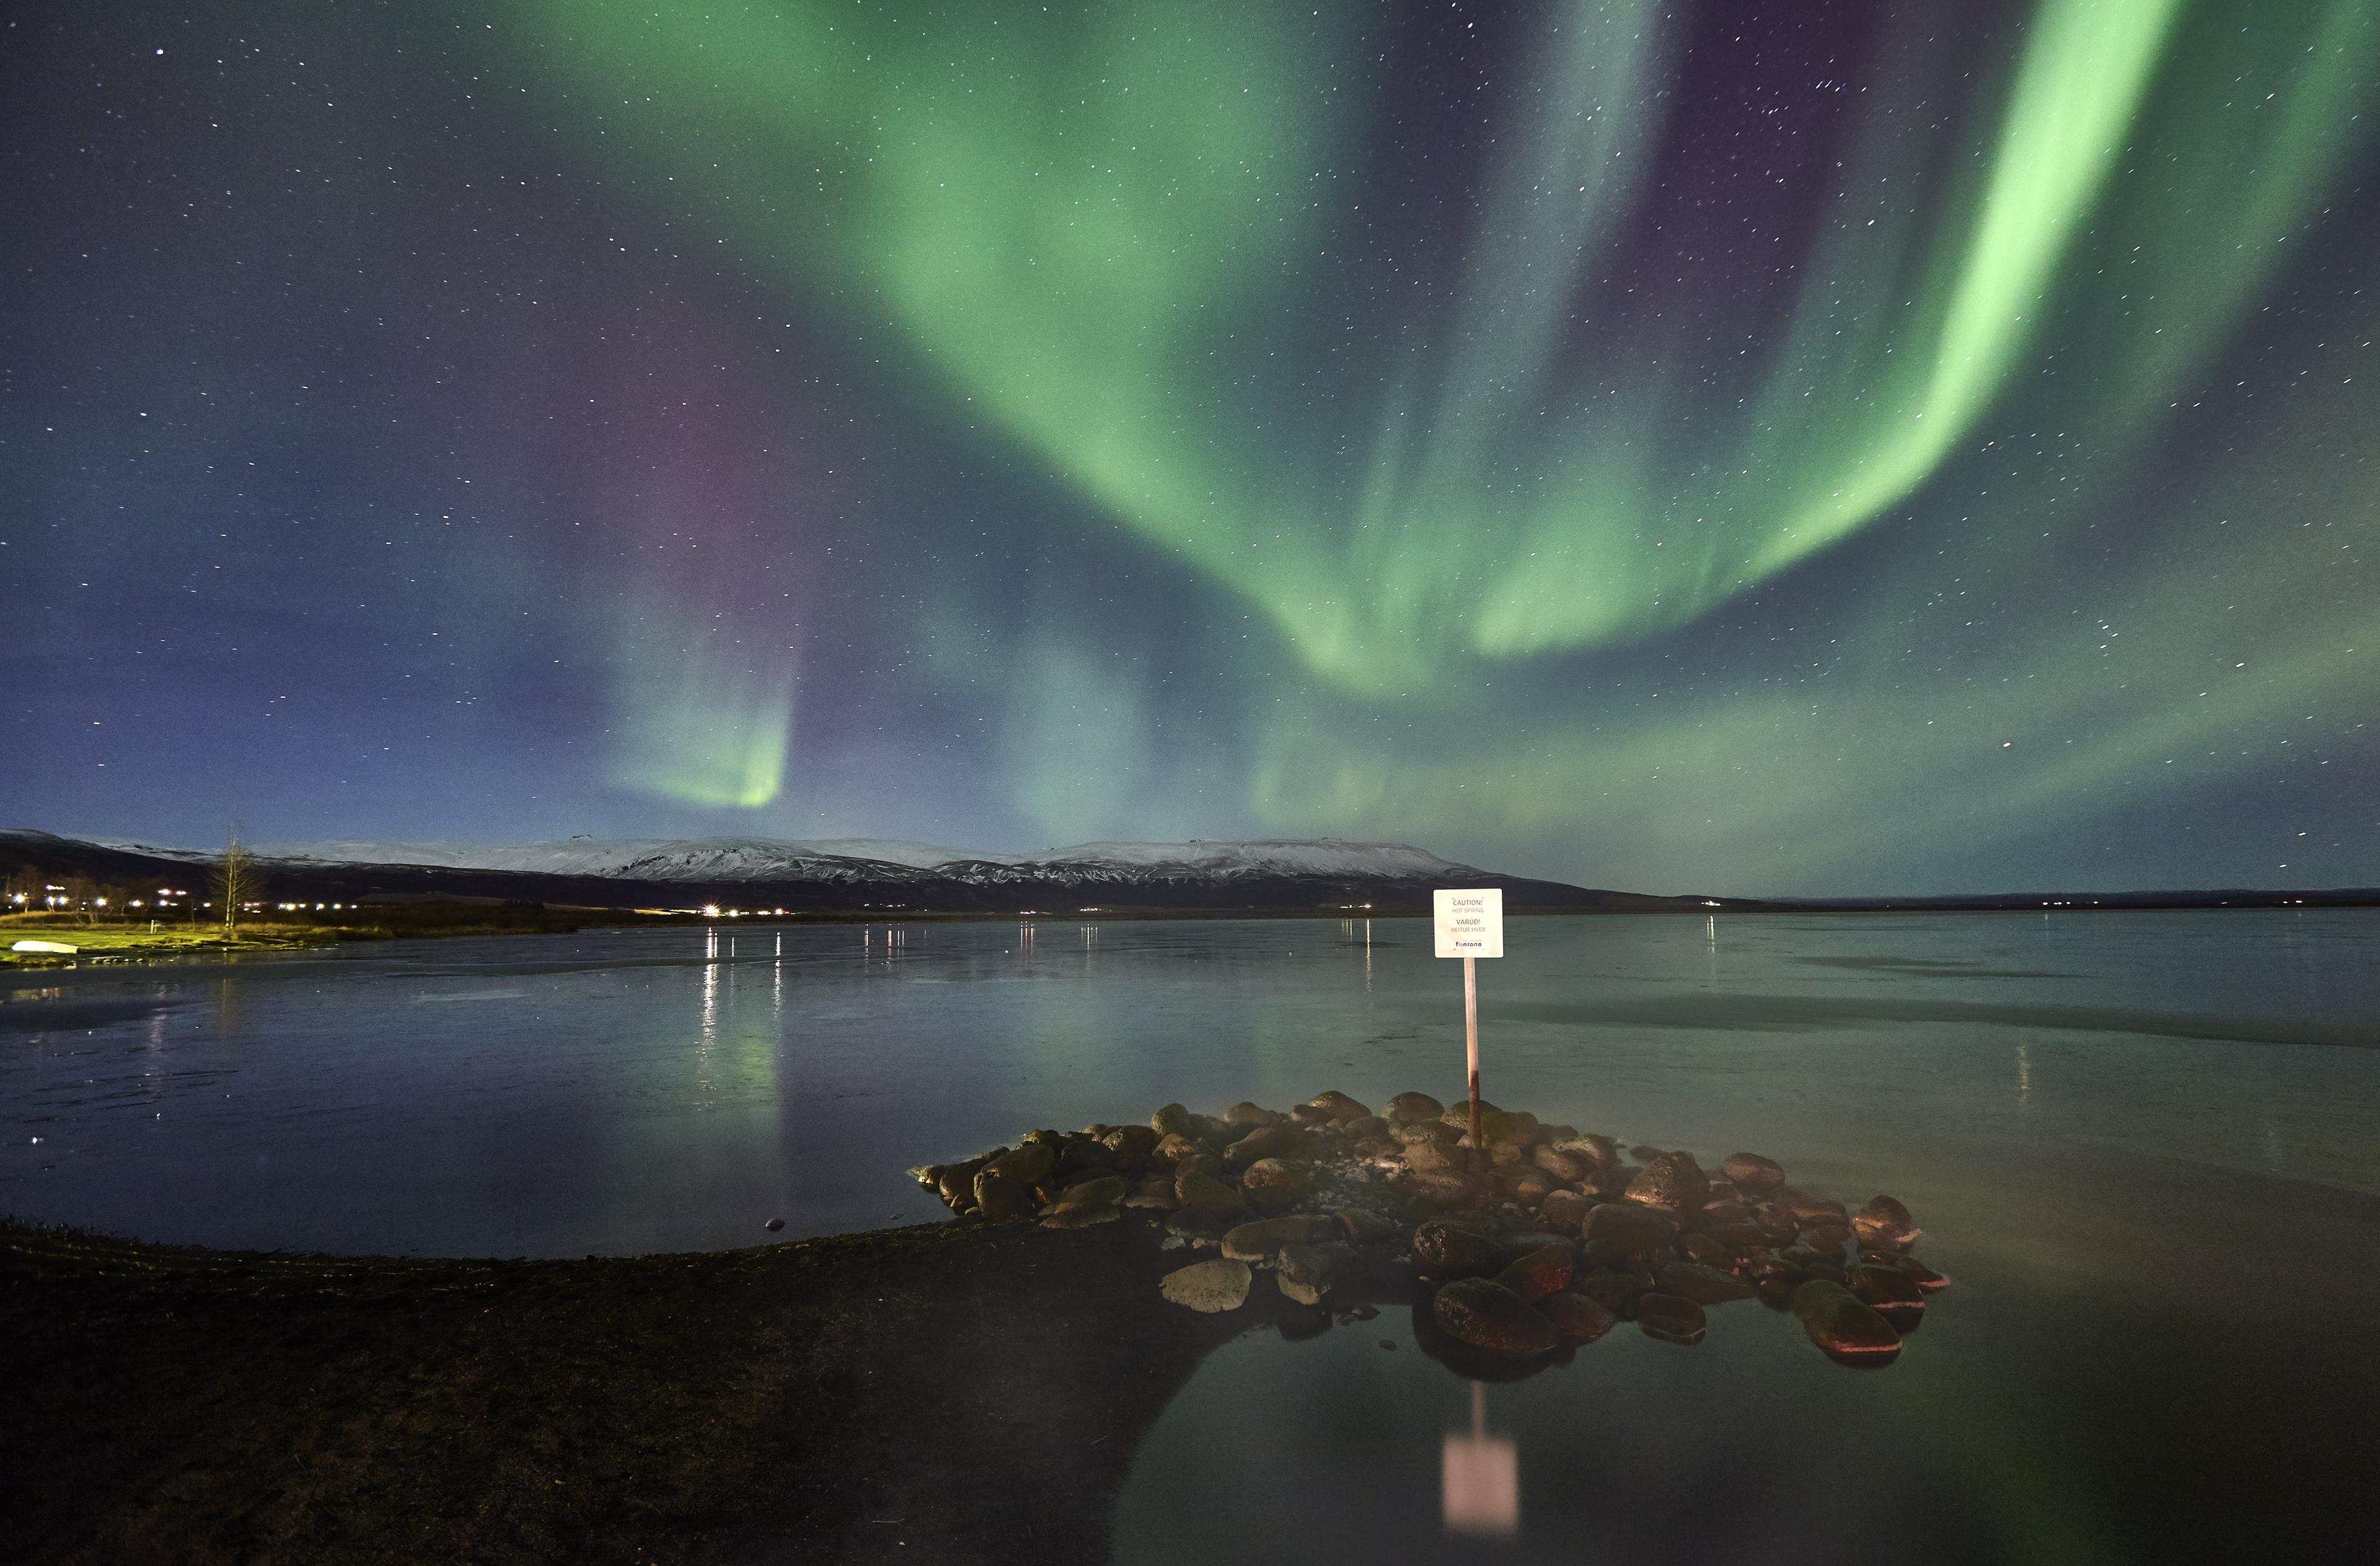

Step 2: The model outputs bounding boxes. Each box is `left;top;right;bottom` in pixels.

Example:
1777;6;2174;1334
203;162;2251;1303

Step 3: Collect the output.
1432;888;1504;1170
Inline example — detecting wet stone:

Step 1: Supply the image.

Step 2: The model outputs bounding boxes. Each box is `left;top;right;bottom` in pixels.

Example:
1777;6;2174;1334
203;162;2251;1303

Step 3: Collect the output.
1386;1091;1446;1124
1583;1203;1676;1256
1276;1242;1343;1306
1433;1278;1558;1357
1160;1258;1252;1314
1308;1090;1372;1122
1848;1262;1927;1326
1220;1216;1329;1262
1540;1189;1595;1231
1792;1278;1903;1364
1854;1194;1921;1251
1238;1158;1313;1213
1411;1219;1504;1278
1538;1291;1618;1344
1657;1262;1754;1305
1492;1243;1576;1304
1721;1152;1787;1190
1225;1124;1308;1167
1175;1167;1245;1213
1625;1151;1711;1216
1637;1292;1708;1346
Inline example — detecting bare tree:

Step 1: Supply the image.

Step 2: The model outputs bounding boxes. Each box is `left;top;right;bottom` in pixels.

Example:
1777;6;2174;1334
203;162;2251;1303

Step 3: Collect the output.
213;831;261;932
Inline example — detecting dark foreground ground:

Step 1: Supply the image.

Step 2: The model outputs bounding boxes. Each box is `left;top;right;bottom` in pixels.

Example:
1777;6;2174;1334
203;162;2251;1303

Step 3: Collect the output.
0;1216;1302;1565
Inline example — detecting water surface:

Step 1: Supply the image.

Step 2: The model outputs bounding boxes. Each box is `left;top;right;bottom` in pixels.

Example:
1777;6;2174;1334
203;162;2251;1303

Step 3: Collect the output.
5;911;2378;1561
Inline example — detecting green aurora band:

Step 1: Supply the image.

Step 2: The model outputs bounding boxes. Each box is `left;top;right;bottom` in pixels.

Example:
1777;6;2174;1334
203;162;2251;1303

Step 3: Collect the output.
511;0;2377;875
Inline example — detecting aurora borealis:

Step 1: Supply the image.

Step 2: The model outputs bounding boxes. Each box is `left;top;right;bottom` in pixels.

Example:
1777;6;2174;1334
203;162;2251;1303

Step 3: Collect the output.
4;1;2375;894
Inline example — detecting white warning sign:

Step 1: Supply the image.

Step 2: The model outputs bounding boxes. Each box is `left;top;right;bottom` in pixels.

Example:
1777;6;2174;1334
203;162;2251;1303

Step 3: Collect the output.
1432;887;1504;959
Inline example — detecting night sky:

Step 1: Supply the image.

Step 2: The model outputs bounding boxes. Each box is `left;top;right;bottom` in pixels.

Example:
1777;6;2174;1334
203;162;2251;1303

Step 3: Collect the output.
4;1;2374;897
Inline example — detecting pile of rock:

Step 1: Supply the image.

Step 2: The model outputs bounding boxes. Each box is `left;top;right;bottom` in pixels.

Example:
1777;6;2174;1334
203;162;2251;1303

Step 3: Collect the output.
909;1089;1946;1368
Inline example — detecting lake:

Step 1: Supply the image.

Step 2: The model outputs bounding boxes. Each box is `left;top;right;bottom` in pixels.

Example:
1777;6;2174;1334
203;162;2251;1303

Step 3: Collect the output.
5;910;2378;1560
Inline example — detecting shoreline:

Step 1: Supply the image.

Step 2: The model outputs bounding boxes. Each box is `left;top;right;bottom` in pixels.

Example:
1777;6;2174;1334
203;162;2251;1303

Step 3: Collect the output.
1;1213;1315;1564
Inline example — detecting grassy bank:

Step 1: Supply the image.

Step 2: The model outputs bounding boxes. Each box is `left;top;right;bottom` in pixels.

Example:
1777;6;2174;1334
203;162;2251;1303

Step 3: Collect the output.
0;1215;1305;1564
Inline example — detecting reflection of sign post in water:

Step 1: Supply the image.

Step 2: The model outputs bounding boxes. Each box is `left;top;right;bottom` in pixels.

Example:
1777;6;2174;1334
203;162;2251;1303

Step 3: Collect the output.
1434;887;1504;1168
1442;1379;1518;1537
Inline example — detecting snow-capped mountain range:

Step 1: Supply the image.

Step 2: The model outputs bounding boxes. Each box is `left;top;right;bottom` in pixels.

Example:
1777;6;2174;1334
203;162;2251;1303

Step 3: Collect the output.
100;835;1479;886
11;828;1690;913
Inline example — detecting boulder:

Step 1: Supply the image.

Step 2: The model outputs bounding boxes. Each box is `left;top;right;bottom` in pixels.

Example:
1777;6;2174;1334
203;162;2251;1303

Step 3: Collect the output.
1442;1098;1502;1127
1160;1258;1253;1313
1805;1223;1855;1255
1537;1291;1618;1344
1238;1158;1313;1212
1100;1124;1158;1171
1225;1124;1310;1167
1054;1137;1117;1179
1582;1202;1677;1256
1225;1101;1285;1127
1629;1143;1673;1164
987;1141;1056;1187
1040;1174;1126;1215
1398;1119;1463;1147
1532;1145;1595;1184
1152;1132;1207;1166
1783;1190;1850;1226
1332;1208;1399;1246
936;1157;990;1210
1504;1171;1554;1207
1791;1278;1903;1363
1151;1103;1197;1139
1342;1115;1390;1143
1405;1171;1486;1208
1276;1242;1344;1306
1492;1243;1576;1303
1122;1174;1179;1210
1308;1090;1372;1122
1721;1152;1786;1190
973;1169;1032;1223
1702;1220;1771;1256
1540;1189;1595;1231
1624;1151;1711;1215
1478;1109;1536;1146
1637;1292;1708;1345
1220;1216;1330;1262
1848;1263;1926;1326
1574;1272;1647;1314
1678;1232;1734;1268
1175;1166;1246;1213
1385;1091;1445;1124
1862;1252;1949;1290
1288;1105;1334;1129
1853;1194;1921;1250
1410;1219;1504;1278
1657;1262;1754;1305
1432;1278;1558;1357
1548;1132;1620;1170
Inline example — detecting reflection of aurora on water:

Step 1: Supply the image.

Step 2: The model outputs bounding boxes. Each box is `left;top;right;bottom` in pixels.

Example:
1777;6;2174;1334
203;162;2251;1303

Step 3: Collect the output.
7;2;2374;896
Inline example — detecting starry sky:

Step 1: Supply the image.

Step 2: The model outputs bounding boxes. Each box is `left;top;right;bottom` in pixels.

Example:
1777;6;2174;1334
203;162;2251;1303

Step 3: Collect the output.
4;1;2375;896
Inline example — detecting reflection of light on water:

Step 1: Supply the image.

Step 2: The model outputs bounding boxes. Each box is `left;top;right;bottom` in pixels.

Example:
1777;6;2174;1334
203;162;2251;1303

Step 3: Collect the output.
2017;1042;2032;1106
698;929;718;1109
1366;918;1373;990
1442;1380;1518;1539
773;931;783;1016
1706;913;1719;992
